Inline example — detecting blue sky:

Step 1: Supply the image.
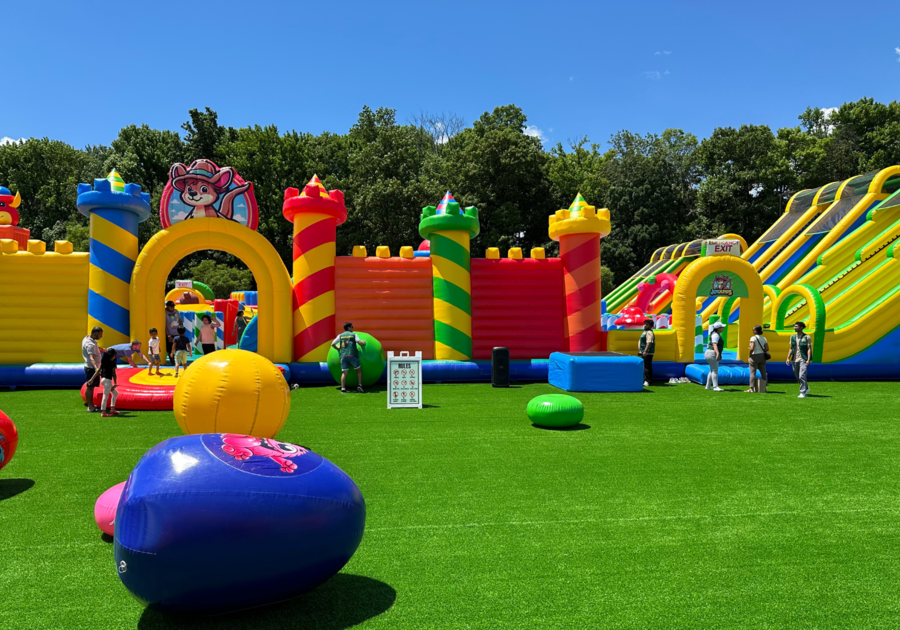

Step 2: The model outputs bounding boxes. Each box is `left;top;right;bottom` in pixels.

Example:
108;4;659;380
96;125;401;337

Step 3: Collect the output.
2;0;899;150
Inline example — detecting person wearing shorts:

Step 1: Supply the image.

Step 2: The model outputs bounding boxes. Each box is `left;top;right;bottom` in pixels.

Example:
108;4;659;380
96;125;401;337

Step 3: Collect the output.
147;328;163;376
81;326;103;412
332;322;367;393
172;327;190;376
164;301;183;365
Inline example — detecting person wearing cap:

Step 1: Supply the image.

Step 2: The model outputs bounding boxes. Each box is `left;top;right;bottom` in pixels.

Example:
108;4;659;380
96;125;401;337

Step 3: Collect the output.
164;300;184;365
705;321;725;391
786;321;812;398
638;318;656;387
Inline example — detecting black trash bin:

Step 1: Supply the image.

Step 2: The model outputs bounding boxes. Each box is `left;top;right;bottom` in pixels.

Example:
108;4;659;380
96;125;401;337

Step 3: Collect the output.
492;347;510;387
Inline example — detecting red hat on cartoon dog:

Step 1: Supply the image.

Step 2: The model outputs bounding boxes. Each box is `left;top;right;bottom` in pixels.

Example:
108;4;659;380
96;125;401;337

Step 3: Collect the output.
170;159;234;192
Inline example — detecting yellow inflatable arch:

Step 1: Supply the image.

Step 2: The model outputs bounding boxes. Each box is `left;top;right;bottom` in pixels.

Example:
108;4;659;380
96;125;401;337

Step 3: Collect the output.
130;218;293;363
671;255;763;362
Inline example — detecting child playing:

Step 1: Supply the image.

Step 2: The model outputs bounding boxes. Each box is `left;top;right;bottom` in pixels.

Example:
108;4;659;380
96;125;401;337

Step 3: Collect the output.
196;314;220;355
93;347;119;417
147;328;163;376
233;310;248;343
172;326;190;376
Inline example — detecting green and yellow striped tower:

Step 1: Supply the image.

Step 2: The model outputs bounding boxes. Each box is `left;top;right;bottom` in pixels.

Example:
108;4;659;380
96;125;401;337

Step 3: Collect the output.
419;192;480;360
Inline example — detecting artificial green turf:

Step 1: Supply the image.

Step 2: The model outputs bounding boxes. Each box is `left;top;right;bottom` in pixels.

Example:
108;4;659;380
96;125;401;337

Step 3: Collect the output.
2;380;900;628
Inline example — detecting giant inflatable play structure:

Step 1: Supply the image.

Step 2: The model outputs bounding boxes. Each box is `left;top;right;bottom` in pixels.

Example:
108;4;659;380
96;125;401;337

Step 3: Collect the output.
4;163;900;387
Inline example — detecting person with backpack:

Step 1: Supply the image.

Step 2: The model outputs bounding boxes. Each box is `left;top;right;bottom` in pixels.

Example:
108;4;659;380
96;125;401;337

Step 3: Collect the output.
786;321;812;398
638;318;655;387
705;321;725;391
747;325;769;393
332;322;367;393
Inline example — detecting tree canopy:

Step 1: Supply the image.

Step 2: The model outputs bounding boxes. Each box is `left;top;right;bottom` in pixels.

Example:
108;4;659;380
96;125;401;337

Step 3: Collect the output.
2;98;898;291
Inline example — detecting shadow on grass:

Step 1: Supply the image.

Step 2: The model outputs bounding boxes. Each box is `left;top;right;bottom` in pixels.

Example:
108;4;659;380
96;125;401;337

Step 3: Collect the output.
532;423;591;431
137;574;396;630
0;478;34;501
101;533;114;544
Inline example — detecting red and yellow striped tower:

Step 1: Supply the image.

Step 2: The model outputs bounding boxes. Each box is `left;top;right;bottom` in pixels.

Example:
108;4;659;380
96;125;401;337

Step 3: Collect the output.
549;193;611;351
283;176;347;361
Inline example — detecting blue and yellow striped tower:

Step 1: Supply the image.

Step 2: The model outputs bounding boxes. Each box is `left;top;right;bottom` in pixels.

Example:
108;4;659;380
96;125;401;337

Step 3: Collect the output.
77;172;151;346
419;192;480;360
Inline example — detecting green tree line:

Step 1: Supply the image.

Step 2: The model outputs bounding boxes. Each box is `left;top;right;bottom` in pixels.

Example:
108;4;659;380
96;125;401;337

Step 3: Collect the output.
2;99;899;294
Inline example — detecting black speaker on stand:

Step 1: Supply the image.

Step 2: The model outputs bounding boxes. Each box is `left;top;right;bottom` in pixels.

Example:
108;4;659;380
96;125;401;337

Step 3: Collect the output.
492;347;510;387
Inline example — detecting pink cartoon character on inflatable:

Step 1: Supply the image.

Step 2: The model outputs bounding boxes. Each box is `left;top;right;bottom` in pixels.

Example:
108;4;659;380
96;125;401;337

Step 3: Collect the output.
220;434;308;473
169;159;252;221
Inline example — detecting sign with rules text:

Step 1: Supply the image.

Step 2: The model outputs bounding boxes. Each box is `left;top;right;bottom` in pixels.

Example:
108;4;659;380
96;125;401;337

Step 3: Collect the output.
387;351;422;409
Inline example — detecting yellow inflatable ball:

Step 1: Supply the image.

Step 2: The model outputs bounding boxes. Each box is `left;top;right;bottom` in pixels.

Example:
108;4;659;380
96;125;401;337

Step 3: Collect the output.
173;349;290;438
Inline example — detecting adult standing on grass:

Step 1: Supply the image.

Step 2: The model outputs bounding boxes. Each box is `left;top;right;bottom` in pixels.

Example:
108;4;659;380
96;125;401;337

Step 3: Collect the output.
164;301;183;365
332;322;366;394
705;321;725;392
747;325;769;393
639;318;655;387
787;321;812;398
81;326;103;412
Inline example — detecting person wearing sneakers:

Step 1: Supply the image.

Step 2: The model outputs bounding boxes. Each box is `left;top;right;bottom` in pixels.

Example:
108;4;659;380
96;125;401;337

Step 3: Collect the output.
332;322;367;393
81;326;103;412
705;321;725;391
90;347;120;417
638;318;655;387
787;321;812;398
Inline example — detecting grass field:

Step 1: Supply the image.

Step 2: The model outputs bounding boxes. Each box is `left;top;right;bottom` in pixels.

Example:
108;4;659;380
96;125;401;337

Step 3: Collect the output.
2;379;900;629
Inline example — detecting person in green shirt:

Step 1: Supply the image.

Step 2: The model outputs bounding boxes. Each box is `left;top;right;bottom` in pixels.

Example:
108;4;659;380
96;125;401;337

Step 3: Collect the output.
638;318;656;387
332;322;367;393
786;321;811;398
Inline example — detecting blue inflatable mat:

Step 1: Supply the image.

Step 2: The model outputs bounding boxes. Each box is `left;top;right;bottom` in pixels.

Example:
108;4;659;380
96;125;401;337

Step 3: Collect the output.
0;364;86;388
548;352;643;392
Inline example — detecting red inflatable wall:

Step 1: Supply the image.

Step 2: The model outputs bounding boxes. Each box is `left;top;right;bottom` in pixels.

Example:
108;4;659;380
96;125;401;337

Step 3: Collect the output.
470;258;565;359
334;257;435;359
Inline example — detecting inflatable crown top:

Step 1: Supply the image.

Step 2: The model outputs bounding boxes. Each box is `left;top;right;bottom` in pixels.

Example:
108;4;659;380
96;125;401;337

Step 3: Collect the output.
282;175;347;225
419;190;480;239
76;171;152;222
548;193;611;241
0;186;22;226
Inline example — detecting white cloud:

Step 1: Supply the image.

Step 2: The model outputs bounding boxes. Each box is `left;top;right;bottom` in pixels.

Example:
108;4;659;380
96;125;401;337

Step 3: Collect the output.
234;213;247;223
820;107;838;134
569;76;573;81
172;211;188;221
524;125;547;143
643;71;661;80
895;47;900;62
664;70;671;75
654;51;672;55
0;137;25;146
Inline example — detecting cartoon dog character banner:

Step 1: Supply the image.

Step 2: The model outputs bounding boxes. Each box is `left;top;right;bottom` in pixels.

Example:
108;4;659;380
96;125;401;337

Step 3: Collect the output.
160;159;259;230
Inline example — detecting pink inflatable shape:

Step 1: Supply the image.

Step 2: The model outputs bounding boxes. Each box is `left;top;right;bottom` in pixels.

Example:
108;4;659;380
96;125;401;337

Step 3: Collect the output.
634;273;679;313
94;481;126;536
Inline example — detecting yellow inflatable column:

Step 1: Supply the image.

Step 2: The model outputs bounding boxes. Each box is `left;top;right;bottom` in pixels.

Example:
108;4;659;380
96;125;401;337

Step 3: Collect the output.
77;172;151;346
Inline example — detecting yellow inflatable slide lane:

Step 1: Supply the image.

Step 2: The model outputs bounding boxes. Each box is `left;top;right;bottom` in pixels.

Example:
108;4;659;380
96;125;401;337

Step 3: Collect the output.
700;181;839;323
760;169;900;326
0;240;89;363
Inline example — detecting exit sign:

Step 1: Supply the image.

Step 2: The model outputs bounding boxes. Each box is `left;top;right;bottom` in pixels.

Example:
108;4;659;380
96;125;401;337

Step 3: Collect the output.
701;239;742;257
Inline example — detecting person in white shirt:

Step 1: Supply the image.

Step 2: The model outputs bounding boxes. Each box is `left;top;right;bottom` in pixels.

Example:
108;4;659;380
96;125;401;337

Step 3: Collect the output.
81;326;104;412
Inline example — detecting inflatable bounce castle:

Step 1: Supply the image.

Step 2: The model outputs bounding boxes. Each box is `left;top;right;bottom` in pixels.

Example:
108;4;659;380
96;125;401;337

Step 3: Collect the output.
3;161;900;387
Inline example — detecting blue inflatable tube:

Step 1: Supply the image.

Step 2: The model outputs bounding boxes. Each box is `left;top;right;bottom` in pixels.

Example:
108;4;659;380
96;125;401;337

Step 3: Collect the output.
289;360;549;384
115;434;365;614
0;364;86;388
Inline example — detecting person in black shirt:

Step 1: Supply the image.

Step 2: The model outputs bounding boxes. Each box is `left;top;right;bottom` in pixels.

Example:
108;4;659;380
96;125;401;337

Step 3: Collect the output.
172;326;191;377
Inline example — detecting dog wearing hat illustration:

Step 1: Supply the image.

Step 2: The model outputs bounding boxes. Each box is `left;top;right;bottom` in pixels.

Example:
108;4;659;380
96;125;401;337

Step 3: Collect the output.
169;159;252;221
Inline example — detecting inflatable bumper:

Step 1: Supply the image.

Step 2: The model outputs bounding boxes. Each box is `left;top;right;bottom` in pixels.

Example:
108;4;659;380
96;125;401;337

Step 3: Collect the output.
115;434;365;614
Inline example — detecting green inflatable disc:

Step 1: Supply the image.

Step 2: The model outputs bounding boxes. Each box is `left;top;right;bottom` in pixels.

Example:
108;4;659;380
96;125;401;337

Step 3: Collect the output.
326;332;386;387
527;394;584;428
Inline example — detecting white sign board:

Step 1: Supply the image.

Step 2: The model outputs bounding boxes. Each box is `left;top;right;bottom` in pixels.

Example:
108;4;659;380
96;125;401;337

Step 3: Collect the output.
387;351;422;409
175;280;194;289
701;239;742;257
